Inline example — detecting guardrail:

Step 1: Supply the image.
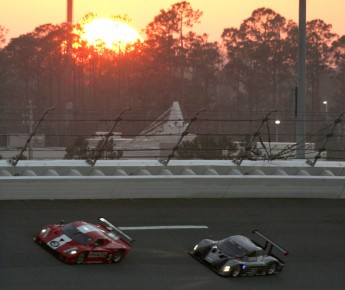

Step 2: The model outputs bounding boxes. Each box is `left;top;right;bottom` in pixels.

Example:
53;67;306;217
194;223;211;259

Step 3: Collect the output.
1;160;345;199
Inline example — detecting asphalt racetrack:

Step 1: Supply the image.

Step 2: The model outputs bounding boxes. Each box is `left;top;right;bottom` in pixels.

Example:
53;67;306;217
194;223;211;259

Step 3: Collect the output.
1;198;345;290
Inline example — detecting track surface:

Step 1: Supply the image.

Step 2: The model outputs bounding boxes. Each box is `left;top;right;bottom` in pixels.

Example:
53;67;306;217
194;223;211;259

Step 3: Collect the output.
1;199;345;290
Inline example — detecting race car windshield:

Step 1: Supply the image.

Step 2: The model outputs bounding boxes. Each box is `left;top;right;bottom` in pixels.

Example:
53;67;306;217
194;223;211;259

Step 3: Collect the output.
61;224;91;245
217;238;247;257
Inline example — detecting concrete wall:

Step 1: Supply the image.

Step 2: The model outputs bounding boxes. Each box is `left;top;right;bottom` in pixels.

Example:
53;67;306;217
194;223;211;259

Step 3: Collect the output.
1;159;345;200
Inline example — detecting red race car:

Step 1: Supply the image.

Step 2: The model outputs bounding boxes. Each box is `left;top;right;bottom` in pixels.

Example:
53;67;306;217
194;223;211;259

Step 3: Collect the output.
34;217;134;264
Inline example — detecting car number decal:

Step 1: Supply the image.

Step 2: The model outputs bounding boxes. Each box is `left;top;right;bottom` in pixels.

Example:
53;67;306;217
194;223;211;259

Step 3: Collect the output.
48;234;72;249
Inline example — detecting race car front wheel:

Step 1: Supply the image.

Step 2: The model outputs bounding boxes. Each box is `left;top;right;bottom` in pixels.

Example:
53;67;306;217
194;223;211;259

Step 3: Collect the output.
231;266;241;278
76;252;86;264
112;250;124;263
267;263;277;275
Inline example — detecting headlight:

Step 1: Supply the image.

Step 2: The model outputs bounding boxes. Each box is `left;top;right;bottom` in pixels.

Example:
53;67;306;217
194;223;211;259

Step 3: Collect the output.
222;266;231;272
193;245;199;251
40;228;50;238
64;249;78;255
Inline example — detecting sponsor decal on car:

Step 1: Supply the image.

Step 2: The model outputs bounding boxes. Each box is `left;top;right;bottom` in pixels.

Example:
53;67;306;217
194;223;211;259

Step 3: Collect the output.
88;251;108;258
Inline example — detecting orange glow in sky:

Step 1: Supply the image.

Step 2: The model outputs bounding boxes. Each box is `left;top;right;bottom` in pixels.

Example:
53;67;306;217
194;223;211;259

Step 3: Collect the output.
1;0;344;43
79;18;142;51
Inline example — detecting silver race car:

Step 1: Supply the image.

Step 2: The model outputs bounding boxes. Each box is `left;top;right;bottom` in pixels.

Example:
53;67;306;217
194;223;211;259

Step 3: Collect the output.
189;230;288;277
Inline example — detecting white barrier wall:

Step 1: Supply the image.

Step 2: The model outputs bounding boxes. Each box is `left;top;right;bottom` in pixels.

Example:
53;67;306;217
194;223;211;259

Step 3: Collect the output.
1;160;345;199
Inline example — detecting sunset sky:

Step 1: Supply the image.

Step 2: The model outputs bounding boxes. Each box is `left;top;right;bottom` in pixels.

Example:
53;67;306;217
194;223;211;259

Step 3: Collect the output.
1;0;344;43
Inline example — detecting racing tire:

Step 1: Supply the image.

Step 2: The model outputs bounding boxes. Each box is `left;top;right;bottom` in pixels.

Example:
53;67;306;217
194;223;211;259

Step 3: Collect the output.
231;266;241;278
112;250;124;263
76;252;86;264
267;263;278;275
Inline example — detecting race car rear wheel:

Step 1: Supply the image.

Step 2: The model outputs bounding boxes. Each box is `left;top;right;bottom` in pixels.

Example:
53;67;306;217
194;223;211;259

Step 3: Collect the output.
76;252;86;264
267;262;278;275
231;266;241;278
112;250;124;263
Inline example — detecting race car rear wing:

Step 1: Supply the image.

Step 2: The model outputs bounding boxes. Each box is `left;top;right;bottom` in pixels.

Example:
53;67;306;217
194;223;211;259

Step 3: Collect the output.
98;217;135;245
252;230;288;256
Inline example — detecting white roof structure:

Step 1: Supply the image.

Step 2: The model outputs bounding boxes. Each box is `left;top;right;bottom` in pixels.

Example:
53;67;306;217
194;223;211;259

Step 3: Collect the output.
138;101;187;137
120;102;196;159
84;102;195;159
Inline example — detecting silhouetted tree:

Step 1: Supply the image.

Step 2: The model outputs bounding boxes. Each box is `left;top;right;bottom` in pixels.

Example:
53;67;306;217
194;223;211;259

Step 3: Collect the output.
222;8;297;113
144;1;203;107
306;19;337;116
0;25;8;48
187;33;222;108
332;35;345;106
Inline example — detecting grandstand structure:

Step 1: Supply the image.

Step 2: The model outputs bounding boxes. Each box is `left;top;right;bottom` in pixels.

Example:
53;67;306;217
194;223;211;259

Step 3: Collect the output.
87;102;196;159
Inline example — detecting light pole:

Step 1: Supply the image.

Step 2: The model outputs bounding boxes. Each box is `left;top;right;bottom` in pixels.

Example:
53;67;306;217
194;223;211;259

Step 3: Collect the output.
296;0;307;159
67;0;73;26
323;101;328;113
275;120;281;142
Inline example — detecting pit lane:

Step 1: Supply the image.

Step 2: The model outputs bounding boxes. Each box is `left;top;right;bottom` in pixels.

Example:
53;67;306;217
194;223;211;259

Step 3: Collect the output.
1;199;344;290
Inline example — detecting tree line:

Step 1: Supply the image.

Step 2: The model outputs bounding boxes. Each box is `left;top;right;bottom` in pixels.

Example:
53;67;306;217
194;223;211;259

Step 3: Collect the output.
0;2;344;160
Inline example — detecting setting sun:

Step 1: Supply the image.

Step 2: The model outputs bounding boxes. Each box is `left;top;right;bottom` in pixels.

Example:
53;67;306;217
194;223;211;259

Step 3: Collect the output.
79;18;142;52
